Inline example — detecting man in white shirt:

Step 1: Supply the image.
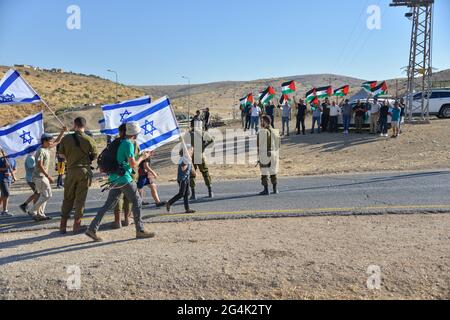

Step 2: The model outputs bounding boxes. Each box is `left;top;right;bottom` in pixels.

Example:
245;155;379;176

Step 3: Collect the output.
328;102;341;132
250;103;262;135
368;97;381;134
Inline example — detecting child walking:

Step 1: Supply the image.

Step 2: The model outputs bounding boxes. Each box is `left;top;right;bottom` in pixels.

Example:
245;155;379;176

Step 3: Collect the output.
166;145;196;214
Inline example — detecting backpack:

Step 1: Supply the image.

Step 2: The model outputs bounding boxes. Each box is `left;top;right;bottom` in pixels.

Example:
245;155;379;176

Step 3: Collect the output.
97;138;123;175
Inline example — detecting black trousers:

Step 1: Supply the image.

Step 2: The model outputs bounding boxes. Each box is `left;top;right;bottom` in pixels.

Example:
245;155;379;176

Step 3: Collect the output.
245;115;251;130
168;180;190;211
269;115;275;128
321;114;330;132
329;116;338;132
296;116;306;134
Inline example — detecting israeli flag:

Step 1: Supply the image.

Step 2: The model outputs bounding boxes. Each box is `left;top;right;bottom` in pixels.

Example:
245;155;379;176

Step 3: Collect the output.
125;96;181;151
0;112;44;159
0;69;41;105
101;96;152;135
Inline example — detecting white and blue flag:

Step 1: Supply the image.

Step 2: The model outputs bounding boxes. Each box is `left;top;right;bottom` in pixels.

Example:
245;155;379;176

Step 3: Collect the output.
125;96;181;151
0;69;41;105
101;96;152;135
0;112;44;159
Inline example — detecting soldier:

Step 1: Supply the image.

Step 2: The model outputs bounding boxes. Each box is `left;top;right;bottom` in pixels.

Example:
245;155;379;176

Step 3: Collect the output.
58;117;98;234
257;115;280;196
186;120;214;200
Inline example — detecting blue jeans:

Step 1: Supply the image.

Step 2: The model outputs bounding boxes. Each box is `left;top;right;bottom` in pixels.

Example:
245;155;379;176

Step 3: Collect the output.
343;114;351;132
311;116;321;133
282;117;290;135
250;116;260;133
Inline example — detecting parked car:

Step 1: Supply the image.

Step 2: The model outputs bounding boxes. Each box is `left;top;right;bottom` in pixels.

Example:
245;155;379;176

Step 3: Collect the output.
408;89;450;118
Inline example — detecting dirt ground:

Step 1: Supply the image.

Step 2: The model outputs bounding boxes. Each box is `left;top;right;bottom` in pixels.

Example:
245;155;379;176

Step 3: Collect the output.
0;213;449;300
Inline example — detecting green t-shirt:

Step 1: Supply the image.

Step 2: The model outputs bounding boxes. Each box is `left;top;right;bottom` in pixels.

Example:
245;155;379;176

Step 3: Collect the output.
109;139;135;185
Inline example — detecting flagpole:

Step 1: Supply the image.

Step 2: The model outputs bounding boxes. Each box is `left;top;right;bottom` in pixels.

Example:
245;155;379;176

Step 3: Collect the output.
39;99;66;128
168;99;192;164
0;149;17;183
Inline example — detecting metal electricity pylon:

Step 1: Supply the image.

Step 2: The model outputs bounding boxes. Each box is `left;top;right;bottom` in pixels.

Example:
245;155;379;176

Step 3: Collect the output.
390;0;434;122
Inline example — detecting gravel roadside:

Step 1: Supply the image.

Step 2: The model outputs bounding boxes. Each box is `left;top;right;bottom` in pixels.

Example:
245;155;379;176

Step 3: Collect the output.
0;213;449;300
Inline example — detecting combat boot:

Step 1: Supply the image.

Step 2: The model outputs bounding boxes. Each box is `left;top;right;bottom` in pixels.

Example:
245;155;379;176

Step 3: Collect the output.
259;185;270;196
207;186;214;198
272;184;280;194
190;188;197;201
73;219;82;235
112;211;122;229
59;218;68;234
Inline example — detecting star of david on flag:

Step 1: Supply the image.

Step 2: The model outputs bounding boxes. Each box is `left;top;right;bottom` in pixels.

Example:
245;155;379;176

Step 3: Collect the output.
101;96;152;135
123;96;181;152
0;112;44;159
0;69;41;105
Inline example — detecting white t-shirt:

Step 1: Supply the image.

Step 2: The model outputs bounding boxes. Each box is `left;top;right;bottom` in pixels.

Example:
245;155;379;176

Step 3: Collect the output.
370;103;381;114
329;105;340;117
251;106;261;117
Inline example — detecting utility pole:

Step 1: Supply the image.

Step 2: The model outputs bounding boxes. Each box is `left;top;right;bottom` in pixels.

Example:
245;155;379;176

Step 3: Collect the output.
107;69;118;102
182;76;191;122
390;0;434;122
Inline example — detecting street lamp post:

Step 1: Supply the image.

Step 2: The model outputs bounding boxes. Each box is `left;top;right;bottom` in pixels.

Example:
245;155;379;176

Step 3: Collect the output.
182;76;191;122
107;69;119;102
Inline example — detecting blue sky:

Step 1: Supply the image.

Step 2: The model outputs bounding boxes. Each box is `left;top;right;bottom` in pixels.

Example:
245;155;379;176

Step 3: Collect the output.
0;0;449;85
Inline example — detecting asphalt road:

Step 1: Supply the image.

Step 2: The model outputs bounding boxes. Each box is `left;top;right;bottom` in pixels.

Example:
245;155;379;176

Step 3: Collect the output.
1;169;450;233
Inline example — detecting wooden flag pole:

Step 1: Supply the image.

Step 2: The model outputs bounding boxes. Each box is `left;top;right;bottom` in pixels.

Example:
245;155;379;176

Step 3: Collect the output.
40;99;66;128
0;148;17;183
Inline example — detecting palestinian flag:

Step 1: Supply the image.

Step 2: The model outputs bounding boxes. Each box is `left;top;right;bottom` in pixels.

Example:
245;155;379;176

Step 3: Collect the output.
305;88;317;102
281;80;296;94
372;81;388;97
240;93;254;106
316;86;333;99
279;94;291;105
259;86;276;105
362;81;377;93
333;85;350;97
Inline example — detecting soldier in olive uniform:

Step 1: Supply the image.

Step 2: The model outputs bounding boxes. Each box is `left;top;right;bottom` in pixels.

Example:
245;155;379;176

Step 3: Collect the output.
186;119;214;200
257;115;280;195
59;117;98;234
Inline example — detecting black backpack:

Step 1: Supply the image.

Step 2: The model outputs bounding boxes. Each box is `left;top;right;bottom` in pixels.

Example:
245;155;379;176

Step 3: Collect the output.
97;138;123;175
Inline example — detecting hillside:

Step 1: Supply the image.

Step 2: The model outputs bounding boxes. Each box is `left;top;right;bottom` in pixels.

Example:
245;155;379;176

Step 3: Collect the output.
136;74;367;118
0;66;145;128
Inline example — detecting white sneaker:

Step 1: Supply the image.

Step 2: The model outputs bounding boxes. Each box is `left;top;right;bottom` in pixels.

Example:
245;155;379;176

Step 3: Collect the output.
1;211;13;217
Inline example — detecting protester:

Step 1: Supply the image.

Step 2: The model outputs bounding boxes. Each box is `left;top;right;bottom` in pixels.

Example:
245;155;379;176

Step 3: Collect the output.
341;99;352;134
244;104;252;132
19;153;39;215
137;152;166;207
0;155;17;217
368;97;381;134
85;122;155;242
187;121;214;200
399;98;406;134
250;103;262;135
295;98;307;135
328;101;340;133
280;101;292;136
311;101;322;134
265;101;275;128
29;129;66;221
240;105;246;129
321;98;331;132
190;110;202;129
55;143;66;188
390;101;401;138
112;124;139;229
203;108;211;131
58;117;98;234
257;116;280;195
379;100;390;137
353;101;366;134
166;145;196;214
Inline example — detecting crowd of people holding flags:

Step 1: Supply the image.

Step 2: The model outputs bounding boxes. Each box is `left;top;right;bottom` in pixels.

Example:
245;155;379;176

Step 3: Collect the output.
239;79;405;138
0;68;406;242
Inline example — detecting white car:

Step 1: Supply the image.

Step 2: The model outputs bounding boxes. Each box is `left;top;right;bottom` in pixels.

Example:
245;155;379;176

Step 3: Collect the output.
410;89;450;118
